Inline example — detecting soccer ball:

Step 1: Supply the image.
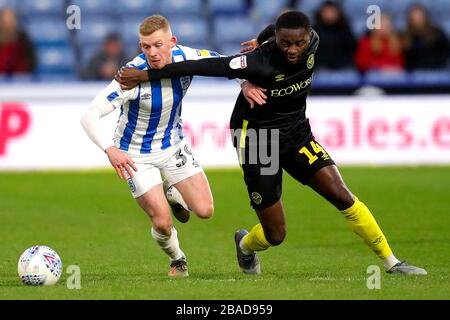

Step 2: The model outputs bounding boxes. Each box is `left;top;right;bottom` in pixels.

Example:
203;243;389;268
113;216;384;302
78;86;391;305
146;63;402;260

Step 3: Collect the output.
17;245;63;286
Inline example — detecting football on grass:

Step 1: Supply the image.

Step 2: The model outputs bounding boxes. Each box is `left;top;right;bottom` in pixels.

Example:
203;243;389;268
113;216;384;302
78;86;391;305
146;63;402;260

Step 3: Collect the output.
17;245;63;286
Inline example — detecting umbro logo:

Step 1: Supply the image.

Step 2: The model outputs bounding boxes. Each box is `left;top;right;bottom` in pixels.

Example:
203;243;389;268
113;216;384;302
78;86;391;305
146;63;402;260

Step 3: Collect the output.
372;236;383;245
140;93;152;100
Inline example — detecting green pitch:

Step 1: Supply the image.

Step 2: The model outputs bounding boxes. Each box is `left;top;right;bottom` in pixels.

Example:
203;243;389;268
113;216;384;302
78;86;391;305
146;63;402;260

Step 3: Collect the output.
0;167;449;299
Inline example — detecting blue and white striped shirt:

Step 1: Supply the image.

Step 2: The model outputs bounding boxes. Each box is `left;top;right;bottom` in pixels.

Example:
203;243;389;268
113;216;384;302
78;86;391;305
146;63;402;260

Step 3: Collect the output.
99;45;219;154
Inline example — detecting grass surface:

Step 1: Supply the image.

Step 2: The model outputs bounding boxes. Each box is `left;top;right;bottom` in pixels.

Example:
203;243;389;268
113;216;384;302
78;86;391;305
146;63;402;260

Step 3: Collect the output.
0;167;449;299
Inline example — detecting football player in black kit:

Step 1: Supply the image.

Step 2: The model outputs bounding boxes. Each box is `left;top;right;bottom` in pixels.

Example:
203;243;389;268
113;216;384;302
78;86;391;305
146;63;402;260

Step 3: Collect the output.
115;11;426;276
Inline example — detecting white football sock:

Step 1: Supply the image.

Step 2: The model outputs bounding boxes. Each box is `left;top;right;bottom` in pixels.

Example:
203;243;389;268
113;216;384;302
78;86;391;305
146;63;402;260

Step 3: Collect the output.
239;238;252;255
151;227;185;262
382;254;400;270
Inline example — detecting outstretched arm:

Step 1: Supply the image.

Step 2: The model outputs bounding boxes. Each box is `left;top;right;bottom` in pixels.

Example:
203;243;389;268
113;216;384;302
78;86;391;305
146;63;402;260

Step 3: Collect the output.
145;57;237;79
116;64;268;108
116;55;256;88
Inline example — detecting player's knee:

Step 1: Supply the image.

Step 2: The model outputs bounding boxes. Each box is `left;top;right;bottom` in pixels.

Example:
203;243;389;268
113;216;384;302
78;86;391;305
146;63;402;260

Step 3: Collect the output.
152;218;173;235
194;201;214;219
331;183;354;210
265;226;286;246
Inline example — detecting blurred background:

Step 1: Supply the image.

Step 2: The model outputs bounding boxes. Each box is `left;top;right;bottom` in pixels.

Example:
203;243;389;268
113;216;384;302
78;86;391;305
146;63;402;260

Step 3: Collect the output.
1;0;450;169
0;0;449;90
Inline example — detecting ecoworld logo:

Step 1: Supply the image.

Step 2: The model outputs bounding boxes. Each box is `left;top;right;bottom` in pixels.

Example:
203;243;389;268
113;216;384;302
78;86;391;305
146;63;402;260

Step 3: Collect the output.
0;103;31;156
271;76;313;97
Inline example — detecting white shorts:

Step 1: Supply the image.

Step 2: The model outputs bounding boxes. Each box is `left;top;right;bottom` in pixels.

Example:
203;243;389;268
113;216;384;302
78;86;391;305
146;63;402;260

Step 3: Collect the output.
125;141;203;198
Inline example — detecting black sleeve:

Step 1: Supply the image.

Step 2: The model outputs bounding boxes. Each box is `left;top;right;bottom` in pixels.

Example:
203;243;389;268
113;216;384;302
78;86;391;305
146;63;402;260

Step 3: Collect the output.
308;28;320;54
257;24;275;44
147;56;257;81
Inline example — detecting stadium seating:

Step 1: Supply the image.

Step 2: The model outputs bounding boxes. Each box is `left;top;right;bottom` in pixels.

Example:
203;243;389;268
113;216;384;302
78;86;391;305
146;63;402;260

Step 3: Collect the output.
27;18;70;46
119;17;147;47
252;0;288;23
35;45;75;76
216;43;241;56
296;0;324;20
76;17;118;46
209;0;247;15
80;43;102;66
20;0;66;17
350;17;369;37
410;70;450;87
169;16;210;46
442;20;450;41
0;74;35;82
364;70;409;87
213;15;258;44
342;0;388;17
0;0;15;9
313;69;362;88
70;0;116;17
116;0;160;15
161;0;204;16
431;0;450;17
0;0;448;89
9;74;35;82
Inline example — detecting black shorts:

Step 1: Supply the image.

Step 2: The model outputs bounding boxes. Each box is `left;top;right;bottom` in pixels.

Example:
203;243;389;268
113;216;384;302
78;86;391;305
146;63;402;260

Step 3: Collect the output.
237;136;335;210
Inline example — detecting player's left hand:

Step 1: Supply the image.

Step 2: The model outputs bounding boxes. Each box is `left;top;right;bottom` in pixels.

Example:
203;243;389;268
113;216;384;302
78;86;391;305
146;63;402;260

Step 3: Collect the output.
241;81;267;108
115;67;147;90
105;146;138;180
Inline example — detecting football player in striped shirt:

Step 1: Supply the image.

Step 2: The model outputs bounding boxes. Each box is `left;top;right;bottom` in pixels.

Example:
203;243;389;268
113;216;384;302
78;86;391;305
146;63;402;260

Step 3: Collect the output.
81;15;223;277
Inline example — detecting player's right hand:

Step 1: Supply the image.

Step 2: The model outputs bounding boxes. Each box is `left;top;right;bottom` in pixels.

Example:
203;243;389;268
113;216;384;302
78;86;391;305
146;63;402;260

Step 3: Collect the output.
105;146;138;180
115;66;147;90
240;39;259;53
241;81;267;108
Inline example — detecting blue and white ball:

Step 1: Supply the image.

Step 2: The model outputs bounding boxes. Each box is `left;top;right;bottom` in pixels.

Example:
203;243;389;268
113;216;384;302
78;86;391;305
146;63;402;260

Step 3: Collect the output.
18;246;63;286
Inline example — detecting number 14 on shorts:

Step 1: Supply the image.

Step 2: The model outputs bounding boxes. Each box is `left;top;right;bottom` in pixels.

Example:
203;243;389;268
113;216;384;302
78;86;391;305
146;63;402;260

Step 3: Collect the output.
299;140;330;164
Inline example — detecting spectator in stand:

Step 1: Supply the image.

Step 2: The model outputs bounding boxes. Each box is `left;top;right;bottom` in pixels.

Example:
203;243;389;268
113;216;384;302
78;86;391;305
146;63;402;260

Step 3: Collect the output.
0;7;36;75
83;33;129;80
402;4;449;70
355;14;404;73
313;1;356;69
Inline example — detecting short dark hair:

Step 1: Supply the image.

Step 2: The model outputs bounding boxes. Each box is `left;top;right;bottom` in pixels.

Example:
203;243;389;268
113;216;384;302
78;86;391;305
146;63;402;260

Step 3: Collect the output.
275;10;311;31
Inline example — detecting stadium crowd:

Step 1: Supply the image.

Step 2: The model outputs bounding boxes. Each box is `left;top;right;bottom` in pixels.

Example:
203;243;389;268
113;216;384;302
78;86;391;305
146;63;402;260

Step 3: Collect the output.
0;0;449;90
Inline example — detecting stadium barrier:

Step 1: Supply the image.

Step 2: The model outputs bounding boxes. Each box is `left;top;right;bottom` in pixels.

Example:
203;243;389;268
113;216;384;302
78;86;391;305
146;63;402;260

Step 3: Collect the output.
1;81;449;170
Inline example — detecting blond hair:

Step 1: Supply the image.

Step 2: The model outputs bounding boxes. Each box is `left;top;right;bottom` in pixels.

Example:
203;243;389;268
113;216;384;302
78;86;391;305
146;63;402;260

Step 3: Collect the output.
139;15;171;36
